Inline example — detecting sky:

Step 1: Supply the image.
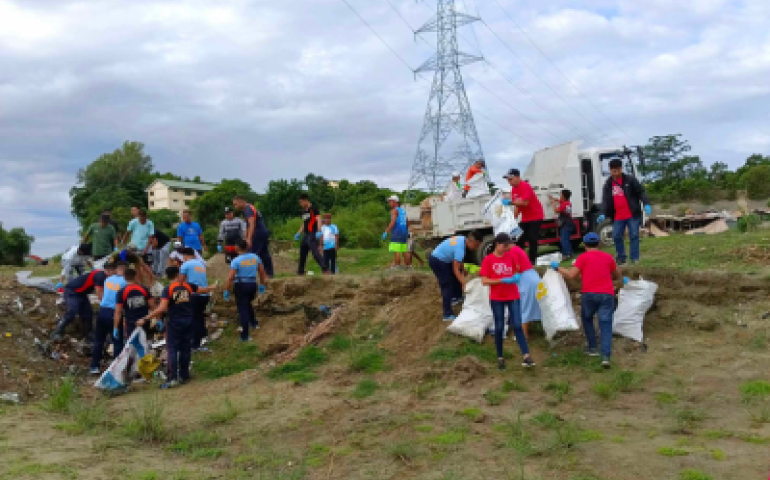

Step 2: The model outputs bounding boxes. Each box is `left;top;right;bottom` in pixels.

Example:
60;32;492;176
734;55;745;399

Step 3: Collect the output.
1;0;769;256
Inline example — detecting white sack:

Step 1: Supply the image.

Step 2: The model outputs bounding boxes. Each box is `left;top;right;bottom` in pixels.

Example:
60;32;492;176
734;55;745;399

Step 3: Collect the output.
465;173;490;199
536;252;563;267
613;278;658;342
94;328;150;391
446;279;493;343
537;269;579;341
482;191;523;239
496;208;524;240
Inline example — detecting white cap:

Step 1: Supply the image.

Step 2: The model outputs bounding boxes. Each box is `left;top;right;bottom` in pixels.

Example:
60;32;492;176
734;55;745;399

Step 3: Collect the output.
452;172;460;178
387;195;399;203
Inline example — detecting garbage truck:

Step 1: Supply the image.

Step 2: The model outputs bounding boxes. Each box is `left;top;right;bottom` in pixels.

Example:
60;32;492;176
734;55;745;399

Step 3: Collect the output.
422;141;644;263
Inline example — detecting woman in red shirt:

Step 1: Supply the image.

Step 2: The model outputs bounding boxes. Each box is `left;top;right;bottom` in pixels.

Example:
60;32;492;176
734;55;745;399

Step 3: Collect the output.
480;233;535;370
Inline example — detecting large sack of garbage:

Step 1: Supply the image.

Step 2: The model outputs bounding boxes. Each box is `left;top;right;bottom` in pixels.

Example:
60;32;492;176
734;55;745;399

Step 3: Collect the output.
482;192;523;239
447;278;493;343
94;329;156;391
613;278;658;342
466;173;490;198
537;270;580;341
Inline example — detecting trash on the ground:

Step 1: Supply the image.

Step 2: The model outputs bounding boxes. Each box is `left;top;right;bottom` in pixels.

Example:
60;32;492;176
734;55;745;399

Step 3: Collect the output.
685;219;729;236
209;329;224;342
94;329;150;391
23;298;42;315
536;252;563;267
4;332;11;338
14;271;58;293
613;277;658;343
446;278;493;343
137;354;162;381
15;297;23;312
538;270;579;342
0;392;21;404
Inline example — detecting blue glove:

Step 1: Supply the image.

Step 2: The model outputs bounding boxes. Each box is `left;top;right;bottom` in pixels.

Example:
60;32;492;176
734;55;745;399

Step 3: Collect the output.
155;320;164;332
501;277;516;285
316;232;322;239
259;284;266;295
623;277;629;285
512;273;521;284
644;205;652;216
551;261;560;270
501;199;512;206
382;232;388;241
223;290;230;302
55;282;63;289
113;328;120;339
114;246;119;252
217;245;222;252
294;233;300;241
597;215;605;224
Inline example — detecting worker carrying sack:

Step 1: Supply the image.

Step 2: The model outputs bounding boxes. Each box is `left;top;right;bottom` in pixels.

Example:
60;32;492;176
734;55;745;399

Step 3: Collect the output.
465;172;490;199
446;278;494;343
537;269;579;342
613;277;658;343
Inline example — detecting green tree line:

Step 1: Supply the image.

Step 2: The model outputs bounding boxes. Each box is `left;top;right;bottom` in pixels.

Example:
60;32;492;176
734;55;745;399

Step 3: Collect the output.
0;223;34;266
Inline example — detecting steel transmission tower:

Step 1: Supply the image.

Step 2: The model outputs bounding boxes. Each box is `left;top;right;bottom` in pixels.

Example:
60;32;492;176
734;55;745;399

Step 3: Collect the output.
407;0;485;195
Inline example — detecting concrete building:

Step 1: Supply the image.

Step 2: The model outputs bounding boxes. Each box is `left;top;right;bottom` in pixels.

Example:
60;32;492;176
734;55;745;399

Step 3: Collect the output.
145;179;217;217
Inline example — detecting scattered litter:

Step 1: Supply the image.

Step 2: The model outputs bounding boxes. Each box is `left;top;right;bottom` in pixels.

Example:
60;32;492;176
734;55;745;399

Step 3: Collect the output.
14;271;58;293
0;393;20;404
209;329;224;342
23;298;42;315
685;219;729;236
762;312;770;320
4;332;11;338
15;297;23;312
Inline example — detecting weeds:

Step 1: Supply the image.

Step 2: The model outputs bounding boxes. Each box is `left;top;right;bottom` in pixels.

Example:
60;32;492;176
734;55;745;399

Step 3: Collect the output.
501;379;528;393
328;334;353;352
749;330;768;350
673;408;707;432
532;412;561;430
658;447;689;457
169;430;224;459
414;372;445;400
458;408;484;422
45;376;78;413
710;449;726;461
430;428;467;445
655;392;678;405
204;397;239;426
545;349;601;370
195;342;261;379
352;379;379;399
429;339;509;364
484;389;507;406
349;345;386;374
389;442;419;462
544;380;571;403
739;380;770;404
122;395;169;443
55;399;111;435
679;470;713;480
592;370;645;400
497;413;538;457
750;405;770;424
268;346;328;384
305;444;331;467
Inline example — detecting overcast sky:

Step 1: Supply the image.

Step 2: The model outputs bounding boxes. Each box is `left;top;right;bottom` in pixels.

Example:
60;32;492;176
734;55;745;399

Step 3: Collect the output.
1;0;768;256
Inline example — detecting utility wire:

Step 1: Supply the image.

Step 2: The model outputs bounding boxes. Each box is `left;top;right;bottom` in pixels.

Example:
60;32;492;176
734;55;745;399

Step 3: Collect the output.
490;0;630;141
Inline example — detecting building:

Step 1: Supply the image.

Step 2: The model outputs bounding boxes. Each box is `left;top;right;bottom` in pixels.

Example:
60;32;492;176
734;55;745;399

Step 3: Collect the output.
145;179;217;217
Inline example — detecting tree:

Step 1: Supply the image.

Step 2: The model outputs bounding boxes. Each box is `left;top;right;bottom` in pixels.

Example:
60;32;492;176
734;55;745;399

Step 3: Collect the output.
260;178;305;224
641;134;692;182
147;209;180;232
189;179;259;228
741;165;770;200
0;223;34;266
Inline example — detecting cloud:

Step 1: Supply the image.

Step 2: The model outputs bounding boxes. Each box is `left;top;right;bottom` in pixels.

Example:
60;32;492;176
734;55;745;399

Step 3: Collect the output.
0;0;768;256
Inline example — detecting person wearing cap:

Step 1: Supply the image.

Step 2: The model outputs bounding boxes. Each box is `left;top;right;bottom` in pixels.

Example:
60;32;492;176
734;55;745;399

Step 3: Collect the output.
125;209;155;259
598;159;652;265
295;193;329;275
58;244;91;287
90;262;127;374
552;232;627;369
463;159;486;198
502;168;545;264
479;233;536;370
218;207;246;263
320;213;340;274
548;189;575;260
383;195;411;269
443;172;463;201
82;213;119;261
429;230;483;321
233;195;275;278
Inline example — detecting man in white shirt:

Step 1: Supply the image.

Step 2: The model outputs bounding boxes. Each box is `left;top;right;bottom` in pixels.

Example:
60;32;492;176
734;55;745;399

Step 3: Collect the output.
59;244;91;286
443;172;463;201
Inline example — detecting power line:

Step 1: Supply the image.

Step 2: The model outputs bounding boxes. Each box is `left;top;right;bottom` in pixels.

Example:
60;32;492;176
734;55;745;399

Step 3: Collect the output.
489;0;630;141
459;0;483;56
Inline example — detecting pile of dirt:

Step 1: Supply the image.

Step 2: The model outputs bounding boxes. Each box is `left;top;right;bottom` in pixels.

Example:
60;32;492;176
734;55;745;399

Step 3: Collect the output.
205;251;298;284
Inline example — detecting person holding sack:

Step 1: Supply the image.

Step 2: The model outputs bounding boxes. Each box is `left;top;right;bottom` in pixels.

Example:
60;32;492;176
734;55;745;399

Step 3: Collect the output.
479;233;536;371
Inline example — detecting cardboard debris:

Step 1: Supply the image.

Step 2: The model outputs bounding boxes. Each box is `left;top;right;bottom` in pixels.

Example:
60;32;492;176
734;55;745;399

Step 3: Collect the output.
649;223;670;237
686;219;729;235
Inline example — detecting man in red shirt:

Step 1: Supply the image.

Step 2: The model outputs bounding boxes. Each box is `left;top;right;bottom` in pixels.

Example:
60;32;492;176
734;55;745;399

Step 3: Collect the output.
553;232;626;369
462;159;486;197
502;168;545;263
598;159;652;265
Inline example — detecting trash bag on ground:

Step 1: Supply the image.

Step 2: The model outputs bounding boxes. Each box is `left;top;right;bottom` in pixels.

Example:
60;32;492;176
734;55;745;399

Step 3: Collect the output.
446;278;493;343
94;329;151;391
465;173;490;199
537;269;579;341
613;278;658;342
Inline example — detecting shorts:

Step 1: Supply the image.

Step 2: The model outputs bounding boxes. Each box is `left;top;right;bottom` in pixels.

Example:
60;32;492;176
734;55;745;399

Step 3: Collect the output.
389;242;408;253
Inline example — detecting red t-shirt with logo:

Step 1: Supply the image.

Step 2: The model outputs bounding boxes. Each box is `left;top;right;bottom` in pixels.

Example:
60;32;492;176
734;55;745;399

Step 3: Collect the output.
511;181;544;223
574;250;617;295
480;250;520;301
612;179;632;221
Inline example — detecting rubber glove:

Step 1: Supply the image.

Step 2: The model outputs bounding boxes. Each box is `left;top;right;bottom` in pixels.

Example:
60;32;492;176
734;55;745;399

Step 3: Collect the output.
316;232;322;239
113;328;120;339
382;232;388;241
259;284;266;295
623;277;629;285
501;277;516;285
114;246;119;252
223;290;230;302
55;282;63;289
644;205;652;216
501;199;512;206
217;245;222;252
597;215;605;224
294;233;300;241
156;320;164;332
551;261;560;271
512;273;521;284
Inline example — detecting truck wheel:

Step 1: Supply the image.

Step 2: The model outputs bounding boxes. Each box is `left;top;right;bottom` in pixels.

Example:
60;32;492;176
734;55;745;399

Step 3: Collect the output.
477;235;496;264
597;220;615;247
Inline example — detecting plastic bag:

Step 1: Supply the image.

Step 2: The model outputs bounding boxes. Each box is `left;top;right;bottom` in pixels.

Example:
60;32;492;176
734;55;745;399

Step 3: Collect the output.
94;328;150;391
465;173;490;199
482;191;522;239
446;279;493;343
613;278;658;342
496;208;524;240
536;252;563;267
537;270;579;341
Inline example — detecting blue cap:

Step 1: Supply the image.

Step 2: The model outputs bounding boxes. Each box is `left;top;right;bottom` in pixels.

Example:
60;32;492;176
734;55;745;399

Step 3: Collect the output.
583;232;600;243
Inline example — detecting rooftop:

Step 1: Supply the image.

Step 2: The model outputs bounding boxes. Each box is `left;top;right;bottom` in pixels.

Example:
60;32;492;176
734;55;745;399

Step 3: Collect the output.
146;179;218;192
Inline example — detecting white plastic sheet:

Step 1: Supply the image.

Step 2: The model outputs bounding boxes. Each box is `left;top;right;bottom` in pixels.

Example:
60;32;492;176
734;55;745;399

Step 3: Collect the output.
613;278;658;342
446;279;493;343
537;270;579;341
94;328;150;391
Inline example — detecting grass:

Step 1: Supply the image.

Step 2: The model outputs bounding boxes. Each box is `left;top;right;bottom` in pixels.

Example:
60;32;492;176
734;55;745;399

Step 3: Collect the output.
389;442;419;462
673;408;707;432
352;379;379;399
169;430;225;459
484;389;507;406
55;399;112;435
497;413;538;457
544;349;601;370
655;392;679;405
592;370;646;400
658;447;689;457
194;341;261;379
268;346;329;384
45;376;78;413
458;408;484;422
122;395;169;443
429;338;510;364
679;470;713;480
544;380;571;403
0;461;78;480
739;380;770;404
710;449;726;461
204;397;239;426
348;345;386;374
328;334;353;352
501;379;528;393
429;428;467;445
532;412;561;430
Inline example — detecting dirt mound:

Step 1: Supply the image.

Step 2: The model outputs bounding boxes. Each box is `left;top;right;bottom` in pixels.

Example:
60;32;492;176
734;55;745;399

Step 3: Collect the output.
205;251;298;284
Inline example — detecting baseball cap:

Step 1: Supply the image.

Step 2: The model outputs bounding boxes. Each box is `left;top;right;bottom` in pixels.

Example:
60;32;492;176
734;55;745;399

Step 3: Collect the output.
387;195;400;203
494;232;514;244
583;232;600;244
502;168;521;179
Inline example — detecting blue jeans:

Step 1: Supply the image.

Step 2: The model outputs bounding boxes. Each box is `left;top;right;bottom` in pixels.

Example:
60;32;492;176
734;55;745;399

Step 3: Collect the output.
429;256;462;317
234;282;258;340
613;217;641;262
581;293;614;358
490;299;529;359
560;226;573;256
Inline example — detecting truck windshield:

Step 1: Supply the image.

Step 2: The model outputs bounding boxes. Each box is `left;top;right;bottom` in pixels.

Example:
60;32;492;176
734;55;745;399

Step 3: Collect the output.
600;152;636;178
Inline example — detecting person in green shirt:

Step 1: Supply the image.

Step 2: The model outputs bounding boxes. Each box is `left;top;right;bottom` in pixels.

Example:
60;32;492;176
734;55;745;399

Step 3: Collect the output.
83;214;118;260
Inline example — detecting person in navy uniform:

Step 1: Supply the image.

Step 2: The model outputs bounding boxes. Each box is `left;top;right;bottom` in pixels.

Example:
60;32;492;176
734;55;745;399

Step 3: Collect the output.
51;264;116;341
223;240;269;342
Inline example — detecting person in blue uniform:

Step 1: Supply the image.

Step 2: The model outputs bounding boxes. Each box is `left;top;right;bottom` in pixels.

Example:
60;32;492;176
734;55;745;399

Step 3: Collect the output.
223;240;269;342
429;231;483;321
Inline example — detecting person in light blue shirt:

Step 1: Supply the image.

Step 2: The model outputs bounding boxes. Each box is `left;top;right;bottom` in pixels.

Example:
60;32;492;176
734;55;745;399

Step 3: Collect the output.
90;262;127;374
428;231;483;321
321;214;339;274
179;248;210;350
176;210;205;253
126;209;155;253
224;240;269;341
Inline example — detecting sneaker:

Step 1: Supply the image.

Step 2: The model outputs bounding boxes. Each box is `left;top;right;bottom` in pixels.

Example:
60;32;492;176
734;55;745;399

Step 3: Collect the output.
240;337;253;343
522;356;536;368
498;359;506;370
584;347;600;357
601;357;611;369
160;380;180;389
442;315;457;322
89;367;100;375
